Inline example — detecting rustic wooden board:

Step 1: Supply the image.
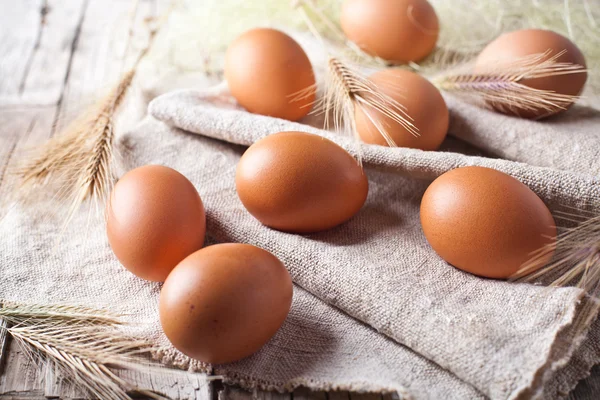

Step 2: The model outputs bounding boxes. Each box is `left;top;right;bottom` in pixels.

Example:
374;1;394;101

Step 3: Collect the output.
42;363;212;400
17;0;88;107
0;0;44;103
293;387;327;400
347;393;382;400
0;338;45;397
327;391;351;400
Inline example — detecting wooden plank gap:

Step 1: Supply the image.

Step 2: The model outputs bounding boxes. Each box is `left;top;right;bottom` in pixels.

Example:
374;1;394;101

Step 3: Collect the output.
18;0;49;95
49;0;90;137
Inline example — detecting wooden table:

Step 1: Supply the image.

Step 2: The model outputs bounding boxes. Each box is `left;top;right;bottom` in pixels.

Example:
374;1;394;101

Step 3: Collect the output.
1;1;599;399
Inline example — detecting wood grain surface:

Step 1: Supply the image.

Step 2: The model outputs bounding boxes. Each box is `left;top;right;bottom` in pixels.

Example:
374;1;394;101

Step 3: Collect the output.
0;0;598;399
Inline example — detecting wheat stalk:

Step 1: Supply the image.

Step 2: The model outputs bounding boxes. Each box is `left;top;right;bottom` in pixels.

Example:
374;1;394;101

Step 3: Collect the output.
432;50;587;115
0;301;170;400
510;213;600;363
513;213;600;291
317;57;420;152
0;301;123;325
292;2;418;159
12;4;173;226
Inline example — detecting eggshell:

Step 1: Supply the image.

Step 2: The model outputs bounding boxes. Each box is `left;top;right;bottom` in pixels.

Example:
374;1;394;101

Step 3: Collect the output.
106;165;205;282
236;131;368;233
159;243;293;364
225;28;316;121
476;29;587;118
355;69;449;150
341;0;439;63
420;166;556;279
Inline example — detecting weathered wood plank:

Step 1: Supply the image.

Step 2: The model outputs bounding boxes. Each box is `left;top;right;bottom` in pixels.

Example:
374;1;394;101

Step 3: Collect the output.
0;339;44;395
0;0;44;100
43;364;212;400
348;393;381;400
293;387;327;400
259;391;290;400
16;0;90;106
220;386;295;400
55;0;151;128
327;391;350;400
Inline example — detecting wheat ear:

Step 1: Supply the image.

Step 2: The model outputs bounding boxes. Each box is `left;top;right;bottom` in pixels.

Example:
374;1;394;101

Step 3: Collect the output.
13;6;172;225
0;301;123;325
324;58;419;153
0;301;170;400
292;3;418;158
511;212;600;362
432;50;587;115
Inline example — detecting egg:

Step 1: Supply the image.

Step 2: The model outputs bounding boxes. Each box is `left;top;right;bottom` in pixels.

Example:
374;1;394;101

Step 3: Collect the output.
106;165;206;282
341;0;439;63
355;69;449;150
225;28;316;121
159;243;292;364
236;131;368;233
476;29;587;118
420;166;556;279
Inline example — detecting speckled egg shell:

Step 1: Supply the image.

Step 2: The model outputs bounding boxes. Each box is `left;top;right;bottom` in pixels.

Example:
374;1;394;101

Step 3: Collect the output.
236;131;369;233
106;165;206;282
420;166;556;279
159;243;293;364
225;28;316;121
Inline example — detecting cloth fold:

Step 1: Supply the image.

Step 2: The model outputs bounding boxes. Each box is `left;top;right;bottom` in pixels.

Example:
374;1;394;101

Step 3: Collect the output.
1;86;600;400
141;89;600;399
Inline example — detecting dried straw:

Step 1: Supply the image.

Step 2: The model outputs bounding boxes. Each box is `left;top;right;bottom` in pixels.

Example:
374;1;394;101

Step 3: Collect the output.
432;50;587;116
0;301;122;325
294;2;418;159
12;4;173;226
510;212;600;367
153;0;600;104
316;57;418;150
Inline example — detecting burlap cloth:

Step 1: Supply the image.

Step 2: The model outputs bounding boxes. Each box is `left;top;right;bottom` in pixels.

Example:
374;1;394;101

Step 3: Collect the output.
3;61;600;400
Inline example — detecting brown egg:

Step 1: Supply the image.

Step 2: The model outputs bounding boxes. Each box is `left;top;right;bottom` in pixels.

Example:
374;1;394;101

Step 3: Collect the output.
355;69;449;150
476;29;587;118
420;167;556;279
159;243;293;364
106;165;206;282
341;0;439;63
225;28;316;121
236;131;368;233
